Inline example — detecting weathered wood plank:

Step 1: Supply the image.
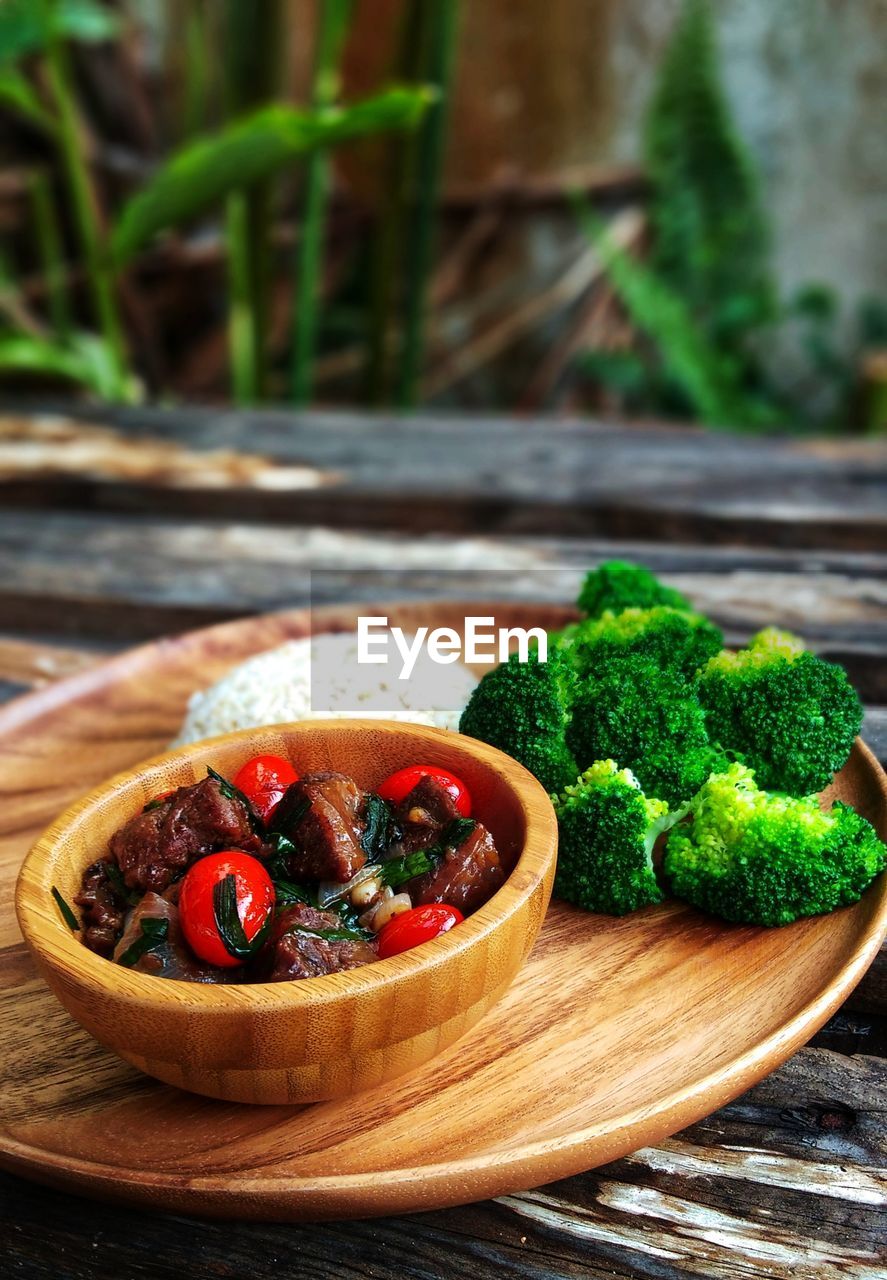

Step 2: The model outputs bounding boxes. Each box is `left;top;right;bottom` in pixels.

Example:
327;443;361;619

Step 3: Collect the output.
2;1048;884;1279
1;408;885;549
0;515;883;693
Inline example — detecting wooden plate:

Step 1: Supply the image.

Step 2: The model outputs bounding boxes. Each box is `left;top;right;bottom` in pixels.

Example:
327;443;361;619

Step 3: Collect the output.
1;602;885;1221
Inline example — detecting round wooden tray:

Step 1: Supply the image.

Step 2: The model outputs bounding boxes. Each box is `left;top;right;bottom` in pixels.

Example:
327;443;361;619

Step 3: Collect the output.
1;602;885;1221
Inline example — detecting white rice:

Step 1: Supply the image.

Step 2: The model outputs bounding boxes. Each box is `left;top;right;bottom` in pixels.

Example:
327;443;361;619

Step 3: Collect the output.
173;632;478;746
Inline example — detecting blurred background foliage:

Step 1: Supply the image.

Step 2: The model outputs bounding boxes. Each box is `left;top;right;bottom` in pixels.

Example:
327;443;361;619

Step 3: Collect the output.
0;0;884;431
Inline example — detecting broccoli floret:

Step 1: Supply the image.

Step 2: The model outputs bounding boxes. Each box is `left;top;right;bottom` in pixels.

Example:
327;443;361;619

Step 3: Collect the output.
459;648;579;793
698;628;862;795
663;763;887;926
560;606;723;681
566;657;725;807
577;561;692;619
553;760;682;915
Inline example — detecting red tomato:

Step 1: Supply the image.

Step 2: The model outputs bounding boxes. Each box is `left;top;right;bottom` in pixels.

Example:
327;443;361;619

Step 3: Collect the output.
376;765;472;817
179;851;275;968
232;754;299;825
376;904;464;960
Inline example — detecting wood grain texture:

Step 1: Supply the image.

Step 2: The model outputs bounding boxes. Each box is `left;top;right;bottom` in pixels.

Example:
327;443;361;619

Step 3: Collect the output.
4;1042;886;1280
0;514;885;696
1;603;885;1220
2;407;885;548
16;720;555;1105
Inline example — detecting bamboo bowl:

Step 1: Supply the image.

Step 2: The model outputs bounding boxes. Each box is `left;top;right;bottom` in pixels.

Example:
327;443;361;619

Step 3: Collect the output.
15;720;557;1105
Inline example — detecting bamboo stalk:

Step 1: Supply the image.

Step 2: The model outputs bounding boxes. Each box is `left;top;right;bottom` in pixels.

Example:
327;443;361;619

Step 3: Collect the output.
30;170;71;338
222;0;283;401
291;0;353;406
396;0;459;409
183;0;210;138
39;0;128;390
364;2;425;406
226;191;257;404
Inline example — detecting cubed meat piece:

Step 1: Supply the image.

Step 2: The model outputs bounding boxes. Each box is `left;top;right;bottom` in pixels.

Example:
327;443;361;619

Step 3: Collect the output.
393;774;460;854
112;890;234;983
75;859;127;956
276;772;367;883
266;902;378;981
110;776;266;894
410;821;504;914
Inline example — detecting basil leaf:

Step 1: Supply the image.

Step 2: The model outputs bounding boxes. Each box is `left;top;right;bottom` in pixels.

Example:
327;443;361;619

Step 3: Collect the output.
51;886;79;931
206;766;265;835
360;794;393;862
212;872;271;961
331;898;370;934
143;794;169;813
380;819;476;890
273;877;316;908
104;860;140;906
380;848;438;889
441;817;476;849
266;831;297;881
118;916;169;968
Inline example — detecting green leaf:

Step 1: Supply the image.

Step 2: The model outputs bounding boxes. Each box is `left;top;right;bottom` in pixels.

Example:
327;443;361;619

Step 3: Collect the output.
573;198;779;431
380;818;475;889
212;872;271;962
441;817;476;850
51;885;78;931
379;848;438;890
103;860;139;906
643;0;775;338
360;794;393;862
0;331;139;401
112;87;433;265
267;832;298;882
118;916;169;968
206;765;264;834
273;878;316;909
0;0;119;66
0;69;56;132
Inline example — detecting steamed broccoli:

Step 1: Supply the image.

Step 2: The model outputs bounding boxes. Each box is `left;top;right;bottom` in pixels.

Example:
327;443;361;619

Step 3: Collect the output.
553;760;681;914
459;647;579;793
698;628;862;795
560;606;723;682
577;560;692;619
664;763;886;926
566;657;724;806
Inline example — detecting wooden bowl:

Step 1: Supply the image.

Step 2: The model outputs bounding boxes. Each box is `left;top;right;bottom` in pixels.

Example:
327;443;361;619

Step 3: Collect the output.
14;720;557;1105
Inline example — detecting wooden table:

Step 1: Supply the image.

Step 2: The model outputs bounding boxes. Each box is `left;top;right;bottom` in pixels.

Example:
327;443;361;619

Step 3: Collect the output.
1;408;885;1279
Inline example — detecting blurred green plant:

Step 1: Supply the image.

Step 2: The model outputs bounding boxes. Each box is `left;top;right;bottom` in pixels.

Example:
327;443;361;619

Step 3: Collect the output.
291;0;354;406
112;91;432;264
366;0;457;407
644;0;776;347
0;331;139;400
222;0;282;403
0;0;432;405
578;0;883;432
396;0;460;408
574;196;779;429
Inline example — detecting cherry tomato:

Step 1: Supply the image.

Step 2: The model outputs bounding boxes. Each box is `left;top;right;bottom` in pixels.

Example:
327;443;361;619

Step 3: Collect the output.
376;904;464;960
376;765;472;817
232;753;299;825
179;851;275;968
